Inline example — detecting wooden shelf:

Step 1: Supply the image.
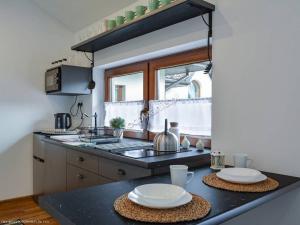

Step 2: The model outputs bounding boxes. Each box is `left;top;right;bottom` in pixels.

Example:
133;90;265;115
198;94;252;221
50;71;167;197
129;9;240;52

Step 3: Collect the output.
71;0;215;53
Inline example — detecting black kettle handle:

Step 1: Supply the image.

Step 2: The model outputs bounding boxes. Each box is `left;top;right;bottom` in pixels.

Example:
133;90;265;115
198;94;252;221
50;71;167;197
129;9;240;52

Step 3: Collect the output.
164;119;168;135
66;114;72;129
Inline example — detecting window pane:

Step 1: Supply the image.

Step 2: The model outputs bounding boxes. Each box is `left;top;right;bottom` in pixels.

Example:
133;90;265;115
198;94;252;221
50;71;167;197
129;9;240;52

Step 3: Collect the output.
156;62;212;100
104;101;144;131
111;72;144;102
152;61;212;136
148;99;211;136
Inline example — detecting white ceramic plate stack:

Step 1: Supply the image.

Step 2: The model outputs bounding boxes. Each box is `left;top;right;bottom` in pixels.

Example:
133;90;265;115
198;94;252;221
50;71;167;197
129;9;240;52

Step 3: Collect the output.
128;184;193;209
216;168;267;184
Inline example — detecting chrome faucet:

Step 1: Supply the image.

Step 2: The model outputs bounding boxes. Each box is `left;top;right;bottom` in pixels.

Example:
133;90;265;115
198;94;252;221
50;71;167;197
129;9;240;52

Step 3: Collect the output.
93;112;98;134
82;112;98;135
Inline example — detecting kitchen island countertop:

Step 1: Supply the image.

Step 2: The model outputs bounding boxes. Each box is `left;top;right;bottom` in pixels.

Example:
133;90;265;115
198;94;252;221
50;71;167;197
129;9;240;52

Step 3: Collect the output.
39;166;300;225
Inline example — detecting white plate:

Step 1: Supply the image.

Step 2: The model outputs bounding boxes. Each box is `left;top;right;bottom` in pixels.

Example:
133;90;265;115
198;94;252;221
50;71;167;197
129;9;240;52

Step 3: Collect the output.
134;184;186;201
217;172;267;184
220;168;261;178
128;191;193;209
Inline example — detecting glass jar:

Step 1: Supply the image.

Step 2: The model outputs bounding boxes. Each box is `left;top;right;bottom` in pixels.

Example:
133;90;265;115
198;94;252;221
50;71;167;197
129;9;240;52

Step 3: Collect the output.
211;151;225;170
169;122;180;146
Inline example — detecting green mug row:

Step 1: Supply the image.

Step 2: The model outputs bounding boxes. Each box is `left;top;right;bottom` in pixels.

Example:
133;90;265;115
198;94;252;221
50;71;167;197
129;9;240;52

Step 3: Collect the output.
106;0;173;30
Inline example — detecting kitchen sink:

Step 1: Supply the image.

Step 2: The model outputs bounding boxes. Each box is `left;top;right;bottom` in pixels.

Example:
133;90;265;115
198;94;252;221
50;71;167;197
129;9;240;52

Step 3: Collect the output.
94;140;153;151
80;135;120;144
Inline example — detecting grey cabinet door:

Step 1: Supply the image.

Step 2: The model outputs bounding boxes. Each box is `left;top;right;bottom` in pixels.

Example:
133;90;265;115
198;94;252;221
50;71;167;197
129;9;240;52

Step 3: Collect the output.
33;134;46;196
67;165;112;191
67;150;99;173
44;142;67;194
33;134;45;159
33;157;45;195
99;158;152;181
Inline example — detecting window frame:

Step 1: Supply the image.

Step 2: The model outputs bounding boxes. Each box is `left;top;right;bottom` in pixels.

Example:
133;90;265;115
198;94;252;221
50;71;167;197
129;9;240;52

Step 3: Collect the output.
105;61;149;140
148;47;212;147
104;47;211;148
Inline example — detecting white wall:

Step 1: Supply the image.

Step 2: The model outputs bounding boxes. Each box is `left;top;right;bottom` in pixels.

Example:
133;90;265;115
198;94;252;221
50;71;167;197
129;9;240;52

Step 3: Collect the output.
212;2;300;223
212;0;300;177
77;0;300;224
0;0;75;201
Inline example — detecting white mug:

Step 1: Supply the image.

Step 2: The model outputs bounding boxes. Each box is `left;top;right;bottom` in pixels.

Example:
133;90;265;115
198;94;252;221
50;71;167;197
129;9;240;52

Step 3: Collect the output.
170;165;194;188
233;153;252;168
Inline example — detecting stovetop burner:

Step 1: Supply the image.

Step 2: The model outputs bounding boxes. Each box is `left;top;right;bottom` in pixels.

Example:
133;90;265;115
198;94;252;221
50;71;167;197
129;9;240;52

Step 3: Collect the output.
112;148;191;159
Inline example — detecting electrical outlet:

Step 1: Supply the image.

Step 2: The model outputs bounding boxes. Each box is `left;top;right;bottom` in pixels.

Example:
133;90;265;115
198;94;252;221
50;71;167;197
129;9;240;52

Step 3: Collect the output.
78;102;83;107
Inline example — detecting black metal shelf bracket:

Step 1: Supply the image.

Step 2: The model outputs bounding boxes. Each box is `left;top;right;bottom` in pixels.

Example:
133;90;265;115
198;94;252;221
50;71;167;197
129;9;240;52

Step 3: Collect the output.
209;12;213;37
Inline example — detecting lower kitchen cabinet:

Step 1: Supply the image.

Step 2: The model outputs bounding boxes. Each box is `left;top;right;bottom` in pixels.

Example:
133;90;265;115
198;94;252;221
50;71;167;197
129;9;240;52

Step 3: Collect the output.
67;150;99;174
100;157;152;181
34;135;155;198
67;165;111;191
33;155;45;196
33;134;46;197
44;142;67;194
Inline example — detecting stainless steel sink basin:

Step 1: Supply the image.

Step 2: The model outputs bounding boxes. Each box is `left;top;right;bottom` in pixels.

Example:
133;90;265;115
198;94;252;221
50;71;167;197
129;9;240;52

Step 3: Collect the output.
80;135;120;144
94;140;153;152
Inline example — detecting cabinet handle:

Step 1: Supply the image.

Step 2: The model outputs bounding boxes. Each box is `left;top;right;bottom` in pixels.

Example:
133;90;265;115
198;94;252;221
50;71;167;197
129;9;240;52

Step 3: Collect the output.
78;157;85;162
33;156;45;163
117;169;126;176
77;174;85;180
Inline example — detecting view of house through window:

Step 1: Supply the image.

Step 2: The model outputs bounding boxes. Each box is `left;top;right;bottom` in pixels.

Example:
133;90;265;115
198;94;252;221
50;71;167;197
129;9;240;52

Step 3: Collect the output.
149;61;212;137
110;72;144;102
156;62;212;100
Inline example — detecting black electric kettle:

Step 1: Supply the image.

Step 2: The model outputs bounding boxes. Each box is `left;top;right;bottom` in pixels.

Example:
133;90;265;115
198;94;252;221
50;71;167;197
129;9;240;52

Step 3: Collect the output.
54;113;72;130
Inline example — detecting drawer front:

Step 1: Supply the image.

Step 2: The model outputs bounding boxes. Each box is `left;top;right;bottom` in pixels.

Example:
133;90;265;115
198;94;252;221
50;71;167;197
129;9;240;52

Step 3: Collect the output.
67;165;111;191
67;150;98;173
99;158;151;181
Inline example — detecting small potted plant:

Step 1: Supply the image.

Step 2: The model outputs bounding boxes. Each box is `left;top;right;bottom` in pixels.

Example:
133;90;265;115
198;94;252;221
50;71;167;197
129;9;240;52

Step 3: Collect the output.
110;117;125;139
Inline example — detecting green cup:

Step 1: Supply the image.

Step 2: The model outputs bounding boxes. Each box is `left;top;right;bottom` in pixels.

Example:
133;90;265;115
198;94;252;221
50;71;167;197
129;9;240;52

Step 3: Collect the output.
136;5;147;17
160;0;171;6
107;20;116;30
116;16;125;26
148;0;160;11
125;10;135;22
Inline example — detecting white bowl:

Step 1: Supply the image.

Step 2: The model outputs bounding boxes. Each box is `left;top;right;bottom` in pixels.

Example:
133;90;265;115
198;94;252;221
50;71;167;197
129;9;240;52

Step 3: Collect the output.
217;172;267;184
134;184;186;201
220;168;261;178
128;191;192;209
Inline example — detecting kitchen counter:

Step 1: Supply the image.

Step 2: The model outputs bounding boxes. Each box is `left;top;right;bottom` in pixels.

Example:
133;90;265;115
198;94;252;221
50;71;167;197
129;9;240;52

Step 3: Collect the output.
39;166;300;225
42;137;210;169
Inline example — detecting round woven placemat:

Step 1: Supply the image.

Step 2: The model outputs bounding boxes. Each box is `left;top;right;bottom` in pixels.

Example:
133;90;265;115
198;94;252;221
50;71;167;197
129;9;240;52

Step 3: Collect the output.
114;193;211;223
203;173;279;192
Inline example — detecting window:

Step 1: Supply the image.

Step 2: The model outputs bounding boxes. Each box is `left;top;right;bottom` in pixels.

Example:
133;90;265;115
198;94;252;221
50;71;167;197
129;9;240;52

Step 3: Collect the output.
105;62;148;139
111;72;144;102
156;63;212;100
149;61;212;137
105;48;211;146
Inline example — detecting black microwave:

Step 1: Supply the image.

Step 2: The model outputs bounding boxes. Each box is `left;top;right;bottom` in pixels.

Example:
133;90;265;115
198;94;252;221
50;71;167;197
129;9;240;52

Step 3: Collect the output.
45;65;91;95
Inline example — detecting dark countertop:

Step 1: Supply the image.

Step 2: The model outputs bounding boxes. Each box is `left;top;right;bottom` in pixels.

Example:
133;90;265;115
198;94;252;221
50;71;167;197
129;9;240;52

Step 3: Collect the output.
39;166;300;225
41;137;211;169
